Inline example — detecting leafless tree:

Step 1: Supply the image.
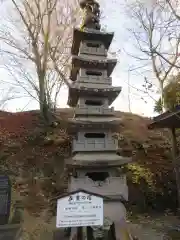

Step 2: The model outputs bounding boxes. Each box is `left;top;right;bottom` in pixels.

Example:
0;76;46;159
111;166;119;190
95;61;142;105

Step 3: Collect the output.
0;0;80;124
0;84;26;110
166;0;180;21
125;0;180;112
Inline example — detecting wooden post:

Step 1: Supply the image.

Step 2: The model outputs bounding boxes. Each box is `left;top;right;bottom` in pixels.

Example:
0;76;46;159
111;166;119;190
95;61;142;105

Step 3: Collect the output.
77;227;83;240
87;226;94;240
171;127;180;213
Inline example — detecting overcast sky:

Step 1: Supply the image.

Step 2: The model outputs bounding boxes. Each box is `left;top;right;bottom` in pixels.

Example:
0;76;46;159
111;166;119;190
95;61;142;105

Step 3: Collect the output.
0;0;159;117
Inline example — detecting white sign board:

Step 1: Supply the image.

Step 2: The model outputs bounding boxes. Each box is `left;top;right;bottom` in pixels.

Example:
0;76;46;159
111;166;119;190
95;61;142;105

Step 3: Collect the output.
56;191;103;228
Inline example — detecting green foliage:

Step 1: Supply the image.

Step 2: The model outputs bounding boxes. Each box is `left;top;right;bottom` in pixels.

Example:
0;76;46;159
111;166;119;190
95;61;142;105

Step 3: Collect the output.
154;74;180;113
125;163;177;213
154;98;162;113
166;229;180;239
127;163;155;190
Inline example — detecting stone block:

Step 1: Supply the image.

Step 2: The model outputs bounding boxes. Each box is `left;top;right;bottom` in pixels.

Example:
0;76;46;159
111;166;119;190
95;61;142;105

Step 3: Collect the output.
0;176;11;225
80;68;108;77
77;75;112;85
76;96;115;115
0;224;22;240
67;84;122;107
71;28;114;55
72;131;117;153
79;41;107;57
69;175;128;200
75;106;114;116
78;68;112;85
10;201;24;224
66;152;132;170
72;138;117;152
77;96;109;108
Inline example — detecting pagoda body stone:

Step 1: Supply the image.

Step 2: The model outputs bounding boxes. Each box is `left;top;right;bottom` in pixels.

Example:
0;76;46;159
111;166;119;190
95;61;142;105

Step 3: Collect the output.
66;1;132;239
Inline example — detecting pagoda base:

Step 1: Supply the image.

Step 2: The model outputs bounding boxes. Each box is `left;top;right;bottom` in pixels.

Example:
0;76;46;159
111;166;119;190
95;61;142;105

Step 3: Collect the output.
66;152;132;169
68;201;128;240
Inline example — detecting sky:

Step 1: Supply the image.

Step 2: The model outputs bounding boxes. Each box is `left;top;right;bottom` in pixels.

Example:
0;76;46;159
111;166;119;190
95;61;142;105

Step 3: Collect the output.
0;0;159;117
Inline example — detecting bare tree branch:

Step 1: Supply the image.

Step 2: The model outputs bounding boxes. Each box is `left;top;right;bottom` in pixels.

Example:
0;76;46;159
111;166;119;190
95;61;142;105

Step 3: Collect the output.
125;0;180;112
0;0;80;124
167;0;180;21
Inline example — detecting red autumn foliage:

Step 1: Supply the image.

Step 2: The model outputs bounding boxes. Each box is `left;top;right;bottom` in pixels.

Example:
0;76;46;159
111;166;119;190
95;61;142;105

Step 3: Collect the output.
0;110;40;143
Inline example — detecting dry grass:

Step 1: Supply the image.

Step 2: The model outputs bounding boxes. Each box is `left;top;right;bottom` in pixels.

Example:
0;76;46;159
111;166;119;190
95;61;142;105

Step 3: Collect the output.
22;213;55;240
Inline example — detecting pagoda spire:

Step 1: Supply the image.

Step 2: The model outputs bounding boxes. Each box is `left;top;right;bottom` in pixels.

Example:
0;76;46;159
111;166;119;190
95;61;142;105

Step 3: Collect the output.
80;0;101;30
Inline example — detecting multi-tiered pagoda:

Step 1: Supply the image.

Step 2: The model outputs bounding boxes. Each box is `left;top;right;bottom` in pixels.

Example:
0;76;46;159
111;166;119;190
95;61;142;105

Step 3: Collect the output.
66;0;132;239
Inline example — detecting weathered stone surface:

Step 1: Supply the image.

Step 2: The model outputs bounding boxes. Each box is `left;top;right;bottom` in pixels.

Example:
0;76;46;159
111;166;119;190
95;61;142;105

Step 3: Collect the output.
72;130;119;153
71;28;114;55
66;152;132;168
79;41;107;57
69;175;128;200
0;224;22;240
67;84;121;107
77;69;112;85
70;55;117;81
79;0;101;30
0;175;11;225
75;105;114;116
10;201;24;224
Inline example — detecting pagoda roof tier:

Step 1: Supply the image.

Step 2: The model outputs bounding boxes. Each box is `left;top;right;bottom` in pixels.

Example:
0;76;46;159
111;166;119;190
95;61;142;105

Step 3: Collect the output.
67;85;121;107
67;118;122;133
70;55;117;81
66;152;132;169
71;27;114;55
70;116;121;122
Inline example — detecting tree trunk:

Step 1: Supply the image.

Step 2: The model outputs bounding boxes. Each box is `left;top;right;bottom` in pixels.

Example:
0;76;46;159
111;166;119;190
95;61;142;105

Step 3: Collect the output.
87;227;93;240
39;74;52;125
77;227;83;240
160;81;165;113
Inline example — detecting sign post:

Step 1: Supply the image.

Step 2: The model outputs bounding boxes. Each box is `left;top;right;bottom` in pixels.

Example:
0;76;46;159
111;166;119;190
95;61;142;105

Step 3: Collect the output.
56;190;103;229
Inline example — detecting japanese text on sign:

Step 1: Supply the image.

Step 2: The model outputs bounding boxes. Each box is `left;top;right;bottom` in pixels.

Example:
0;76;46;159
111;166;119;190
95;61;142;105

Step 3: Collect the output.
56;191;103;228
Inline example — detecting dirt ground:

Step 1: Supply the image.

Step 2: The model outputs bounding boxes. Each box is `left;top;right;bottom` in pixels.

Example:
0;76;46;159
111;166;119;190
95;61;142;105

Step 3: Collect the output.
128;214;180;239
20;213;180;239
12;189;180;239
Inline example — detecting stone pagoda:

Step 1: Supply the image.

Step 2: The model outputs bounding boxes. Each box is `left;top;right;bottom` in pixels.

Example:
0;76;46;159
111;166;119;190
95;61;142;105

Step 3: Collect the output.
66;0;132;239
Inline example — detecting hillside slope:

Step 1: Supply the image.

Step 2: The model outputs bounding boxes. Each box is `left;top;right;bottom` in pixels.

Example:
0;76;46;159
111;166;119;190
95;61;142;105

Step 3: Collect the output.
0;108;176;216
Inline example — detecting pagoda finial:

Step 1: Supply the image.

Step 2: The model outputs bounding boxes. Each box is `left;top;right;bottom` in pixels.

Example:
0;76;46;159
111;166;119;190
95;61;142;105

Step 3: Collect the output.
80;0;101;31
